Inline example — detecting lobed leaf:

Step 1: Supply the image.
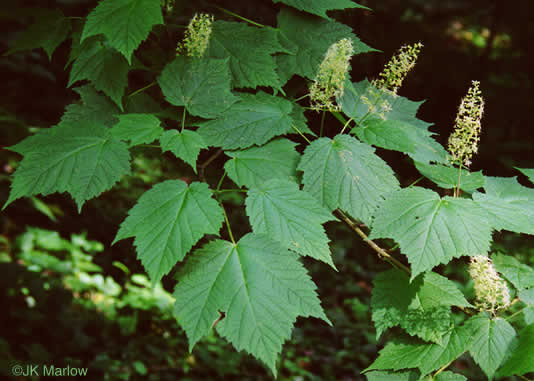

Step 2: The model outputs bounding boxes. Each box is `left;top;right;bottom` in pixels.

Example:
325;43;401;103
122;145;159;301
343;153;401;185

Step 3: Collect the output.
160;130;207;173
173;233;329;375
111;113;163;146
68;37;129;109
4;121;130;212
339;80;448;163
81;0;163;63
158;57;238;119
276;8;376;85
414;161;485;192
492;252;534;291
246;179;335;267
224;138;301;188
61;85;121;127
365;324;472;376
6;9;71;60
196;92;293;149
372;269;470;341
464;313;516;379
370;187;493;279
113;180;224;282
498;324;534;377
206;21;286;89
473;176;534;234
298;134;399;225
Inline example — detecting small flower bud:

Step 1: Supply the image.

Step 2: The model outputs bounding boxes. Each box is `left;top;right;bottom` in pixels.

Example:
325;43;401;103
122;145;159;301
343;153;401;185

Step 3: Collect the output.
447;81;484;167
309;38;354;112
177;13;214;58
371;42;423;95
469;255;511;313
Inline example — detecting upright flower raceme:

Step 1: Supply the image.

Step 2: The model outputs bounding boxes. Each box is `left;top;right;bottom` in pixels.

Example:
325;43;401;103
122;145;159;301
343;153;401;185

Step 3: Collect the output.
309;38;354;112
372;42;423;95
469;255;511;314
447;80;484;167
361;42;423;120
177;13;214;58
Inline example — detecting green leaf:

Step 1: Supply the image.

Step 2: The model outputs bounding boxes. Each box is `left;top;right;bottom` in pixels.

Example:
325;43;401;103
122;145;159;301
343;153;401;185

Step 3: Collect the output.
224;138;300;188
339;80;447;163
273;0;369;19
516;167;534;184
4;121;130;212
276;8;376;85
401;307;453;345
366;370;419;381
416;272;473;309
365;325;471;375
246;179;335;267
473;176;534;234
414;162;485;192
425;371;467;381
196;92;293;149
525;307;534;324
61;85;120;127
113;180;224;282
338;80;433;131
498;324;534;377
158;57;238;119
81;0;163;63
298;134;399;225
173;233;329;374
111;114;163;146
68;37;129;109
159;130;207;173
372;270;416;338
6;9;71;60
464;313;516;379
354;119;448;164
492;253;534;290
519;288;534;306
206;21;285;89
370;187;493;279
289;101;316;136
372;270;470;341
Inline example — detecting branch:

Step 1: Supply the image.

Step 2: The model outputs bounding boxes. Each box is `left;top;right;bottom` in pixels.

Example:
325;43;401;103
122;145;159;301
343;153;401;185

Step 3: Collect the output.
197;148;223;182
333;209;411;275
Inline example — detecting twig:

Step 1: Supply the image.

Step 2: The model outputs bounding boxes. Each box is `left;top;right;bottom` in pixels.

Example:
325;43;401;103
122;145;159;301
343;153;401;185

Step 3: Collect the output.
198;148;223;182
333;209;411;275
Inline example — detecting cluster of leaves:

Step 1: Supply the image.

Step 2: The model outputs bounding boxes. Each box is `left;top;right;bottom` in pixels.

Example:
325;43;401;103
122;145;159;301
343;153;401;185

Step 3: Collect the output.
3;0;534;379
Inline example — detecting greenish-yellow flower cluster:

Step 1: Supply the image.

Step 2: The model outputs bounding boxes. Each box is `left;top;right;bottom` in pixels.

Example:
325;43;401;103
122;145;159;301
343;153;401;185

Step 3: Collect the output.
371;42;423;95
177;13;214;58
359;42;422;121
309;38;354;111
469;255;510;313
360;87;393;120
447;80;484;167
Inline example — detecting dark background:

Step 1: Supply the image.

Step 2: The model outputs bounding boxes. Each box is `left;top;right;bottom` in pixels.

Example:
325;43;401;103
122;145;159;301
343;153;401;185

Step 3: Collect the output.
1;0;533;380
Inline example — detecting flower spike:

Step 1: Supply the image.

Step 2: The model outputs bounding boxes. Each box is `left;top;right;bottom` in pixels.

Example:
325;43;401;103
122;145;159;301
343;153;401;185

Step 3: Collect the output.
469;255;510;314
309;38;354;112
447;80;484;167
177;13;214;58
372;42;423;95
360;42;423;121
